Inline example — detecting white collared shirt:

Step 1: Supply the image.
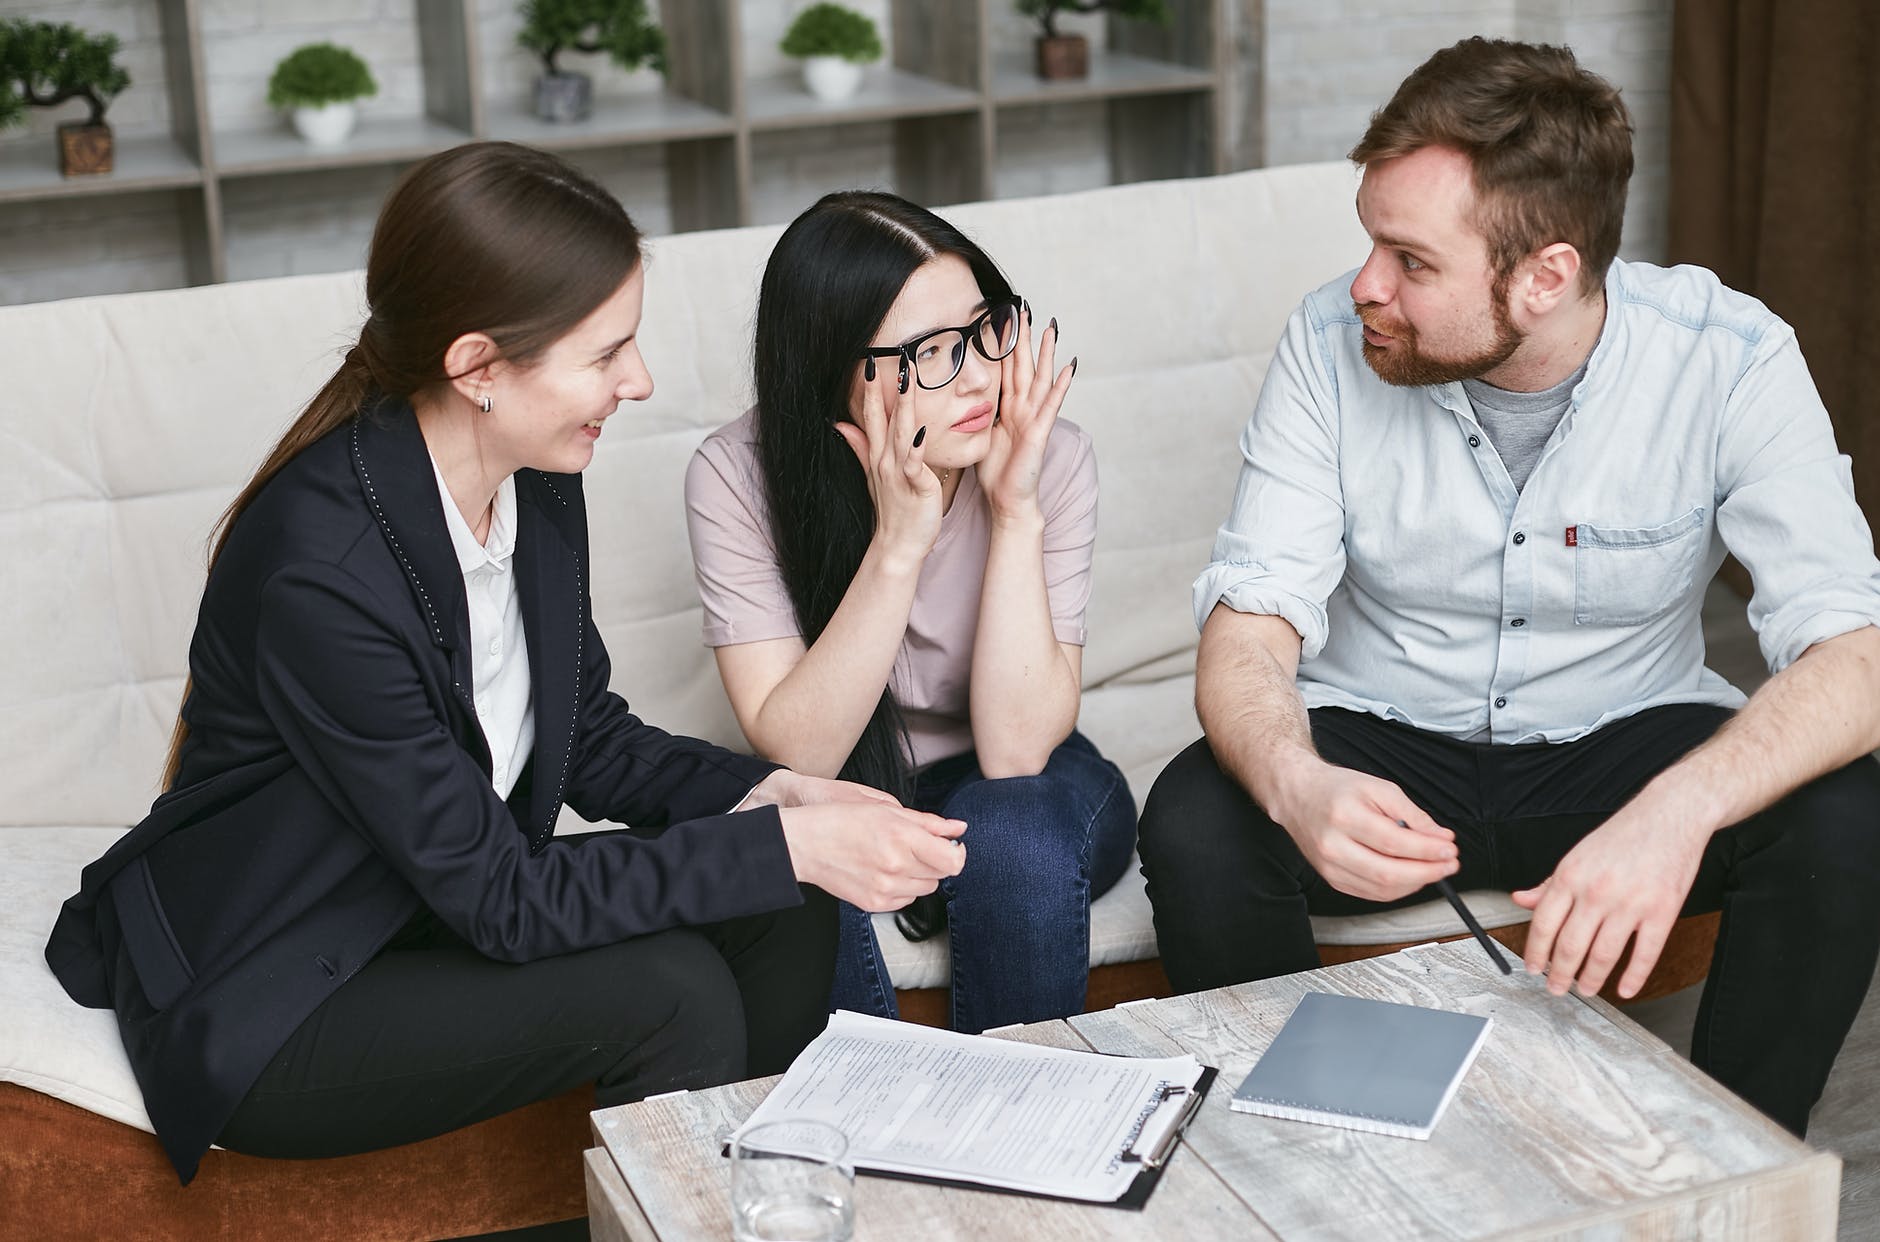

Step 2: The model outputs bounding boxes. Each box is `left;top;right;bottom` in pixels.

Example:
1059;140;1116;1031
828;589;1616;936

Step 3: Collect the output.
431;458;534;798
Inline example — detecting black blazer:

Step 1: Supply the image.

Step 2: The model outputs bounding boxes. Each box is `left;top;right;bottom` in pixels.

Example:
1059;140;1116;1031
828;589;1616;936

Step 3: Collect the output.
45;402;799;1183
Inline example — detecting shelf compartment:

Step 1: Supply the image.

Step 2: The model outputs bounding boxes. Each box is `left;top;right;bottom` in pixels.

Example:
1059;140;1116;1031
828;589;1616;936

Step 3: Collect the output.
989;52;1215;107
745;69;980;132
484;93;736;151
0;134;205;204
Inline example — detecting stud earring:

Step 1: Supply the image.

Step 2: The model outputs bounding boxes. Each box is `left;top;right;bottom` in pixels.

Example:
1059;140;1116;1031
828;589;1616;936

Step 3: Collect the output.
478;394;492;414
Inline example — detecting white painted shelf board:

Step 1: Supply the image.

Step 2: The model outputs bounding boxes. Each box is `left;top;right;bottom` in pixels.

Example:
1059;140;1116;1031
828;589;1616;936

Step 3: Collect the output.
0;134;202;203
990;52;1215;106
484;93;735;150
744;68;979;131
213;116;471;178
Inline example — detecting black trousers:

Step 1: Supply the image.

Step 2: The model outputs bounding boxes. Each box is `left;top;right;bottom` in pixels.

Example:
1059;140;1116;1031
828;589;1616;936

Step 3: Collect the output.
1137;705;1880;1135
218;886;837;1158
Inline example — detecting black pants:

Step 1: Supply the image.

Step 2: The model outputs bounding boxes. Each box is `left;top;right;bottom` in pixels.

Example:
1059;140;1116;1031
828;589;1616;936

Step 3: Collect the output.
1137;705;1880;1135
218;886;837;1158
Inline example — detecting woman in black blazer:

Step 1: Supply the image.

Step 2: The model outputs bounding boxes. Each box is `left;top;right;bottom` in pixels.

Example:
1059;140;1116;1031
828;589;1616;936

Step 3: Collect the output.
44;142;968;1184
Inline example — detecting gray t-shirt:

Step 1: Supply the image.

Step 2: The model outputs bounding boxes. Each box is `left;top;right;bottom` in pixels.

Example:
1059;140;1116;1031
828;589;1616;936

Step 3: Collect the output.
1461;360;1587;493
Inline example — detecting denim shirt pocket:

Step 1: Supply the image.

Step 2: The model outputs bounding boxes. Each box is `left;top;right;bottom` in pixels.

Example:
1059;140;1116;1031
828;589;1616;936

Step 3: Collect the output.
1572;508;1708;626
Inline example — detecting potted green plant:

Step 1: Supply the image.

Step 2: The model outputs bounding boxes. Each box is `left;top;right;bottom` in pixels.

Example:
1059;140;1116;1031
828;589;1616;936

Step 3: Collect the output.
517;0;666;124
268;43;377;147
0;19;131;177
780;3;883;103
1016;0;1169;80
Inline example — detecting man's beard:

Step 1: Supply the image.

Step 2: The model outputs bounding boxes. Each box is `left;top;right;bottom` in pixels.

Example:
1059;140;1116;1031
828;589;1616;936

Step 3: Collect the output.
1357;274;1524;387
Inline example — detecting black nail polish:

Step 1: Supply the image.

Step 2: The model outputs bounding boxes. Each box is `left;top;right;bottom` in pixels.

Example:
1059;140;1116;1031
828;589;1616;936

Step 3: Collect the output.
1049;317;1059;336
912;425;926;448
1071;356;1079;375
864;356;876;382
897;358;910;393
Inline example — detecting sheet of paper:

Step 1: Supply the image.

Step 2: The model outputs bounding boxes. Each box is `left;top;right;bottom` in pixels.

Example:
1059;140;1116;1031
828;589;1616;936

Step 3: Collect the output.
736;1010;1203;1202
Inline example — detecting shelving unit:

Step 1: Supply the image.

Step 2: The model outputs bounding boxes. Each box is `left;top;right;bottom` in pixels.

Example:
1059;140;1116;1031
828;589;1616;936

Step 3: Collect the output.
0;0;1233;302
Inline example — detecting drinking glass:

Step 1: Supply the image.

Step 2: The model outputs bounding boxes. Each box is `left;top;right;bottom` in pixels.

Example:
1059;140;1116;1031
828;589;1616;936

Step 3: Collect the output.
729;1120;855;1242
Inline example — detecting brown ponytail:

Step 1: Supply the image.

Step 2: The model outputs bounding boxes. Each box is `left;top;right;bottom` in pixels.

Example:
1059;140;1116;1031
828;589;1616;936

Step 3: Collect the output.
161;141;644;790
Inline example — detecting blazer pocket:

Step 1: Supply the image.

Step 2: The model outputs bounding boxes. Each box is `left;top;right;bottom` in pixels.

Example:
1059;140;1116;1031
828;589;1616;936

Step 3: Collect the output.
1573;508;1708;627
107;855;196;1011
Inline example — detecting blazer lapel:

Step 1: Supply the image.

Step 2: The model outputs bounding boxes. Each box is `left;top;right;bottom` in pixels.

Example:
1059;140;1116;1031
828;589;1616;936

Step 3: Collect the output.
513;470;584;852
349;402;488;772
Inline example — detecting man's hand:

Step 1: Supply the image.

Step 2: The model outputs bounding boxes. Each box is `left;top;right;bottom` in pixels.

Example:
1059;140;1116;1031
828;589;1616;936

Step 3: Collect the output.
1512;799;1708;999
1269;757;1459;902
743;769;901;811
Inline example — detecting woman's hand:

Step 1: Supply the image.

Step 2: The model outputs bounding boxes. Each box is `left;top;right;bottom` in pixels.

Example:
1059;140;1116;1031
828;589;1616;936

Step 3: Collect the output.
778;802;967;912
743;769;902;810
978;306;1075;524
835;356;943;566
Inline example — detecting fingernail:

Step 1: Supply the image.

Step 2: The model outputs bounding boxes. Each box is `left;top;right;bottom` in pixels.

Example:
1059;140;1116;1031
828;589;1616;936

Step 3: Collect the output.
864;357;875;381
1023;299;1031;320
1070;356;1079;375
912;425;926;448
897;358;910;393
1049;317;1058;336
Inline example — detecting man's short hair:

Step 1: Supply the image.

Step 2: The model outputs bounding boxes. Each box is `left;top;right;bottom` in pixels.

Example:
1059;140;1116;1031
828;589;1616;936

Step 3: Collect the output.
1349;37;1634;296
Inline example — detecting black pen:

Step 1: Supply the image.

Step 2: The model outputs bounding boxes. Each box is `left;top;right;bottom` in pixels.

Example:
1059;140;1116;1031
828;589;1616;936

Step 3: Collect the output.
1399;819;1513;974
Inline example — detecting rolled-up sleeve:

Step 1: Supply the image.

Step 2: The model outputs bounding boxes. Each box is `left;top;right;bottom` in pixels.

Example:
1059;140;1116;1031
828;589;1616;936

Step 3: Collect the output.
1715;323;1880;673
1191;300;1349;658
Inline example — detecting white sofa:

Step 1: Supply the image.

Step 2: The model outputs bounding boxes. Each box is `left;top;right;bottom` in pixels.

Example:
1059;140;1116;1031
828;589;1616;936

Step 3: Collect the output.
1;161;1529;1152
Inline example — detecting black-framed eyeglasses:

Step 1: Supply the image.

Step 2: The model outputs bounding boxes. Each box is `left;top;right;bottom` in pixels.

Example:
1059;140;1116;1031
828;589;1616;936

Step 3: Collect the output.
860;297;1023;391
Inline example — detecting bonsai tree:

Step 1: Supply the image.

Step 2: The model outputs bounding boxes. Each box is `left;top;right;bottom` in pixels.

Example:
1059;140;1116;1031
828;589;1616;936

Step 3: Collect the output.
780;4;884;64
0;18;131;175
1016;0;1170;39
517;0;667;78
267;43;378;112
0;18;130;133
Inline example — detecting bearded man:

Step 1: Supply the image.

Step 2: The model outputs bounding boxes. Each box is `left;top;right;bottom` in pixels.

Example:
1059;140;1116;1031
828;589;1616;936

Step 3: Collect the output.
1137;36;1880;1137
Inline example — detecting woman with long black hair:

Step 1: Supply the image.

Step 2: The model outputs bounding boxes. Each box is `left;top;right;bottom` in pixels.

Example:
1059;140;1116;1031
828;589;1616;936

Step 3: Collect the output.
685;191;1136;1033
45;146;965;1184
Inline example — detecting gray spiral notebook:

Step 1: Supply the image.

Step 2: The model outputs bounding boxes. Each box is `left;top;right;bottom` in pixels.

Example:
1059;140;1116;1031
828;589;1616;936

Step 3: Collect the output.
1229;992;1491;1140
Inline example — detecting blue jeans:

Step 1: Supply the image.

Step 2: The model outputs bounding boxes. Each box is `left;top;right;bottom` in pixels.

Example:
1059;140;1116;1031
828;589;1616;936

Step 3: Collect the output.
830;731;1138;1033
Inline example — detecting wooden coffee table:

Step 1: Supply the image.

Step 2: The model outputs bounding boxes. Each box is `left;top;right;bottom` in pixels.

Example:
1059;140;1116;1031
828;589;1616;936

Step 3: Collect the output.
586;940;1839;1240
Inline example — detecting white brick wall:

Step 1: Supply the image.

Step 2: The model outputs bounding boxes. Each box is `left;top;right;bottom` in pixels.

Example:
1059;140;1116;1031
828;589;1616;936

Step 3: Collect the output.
1262;0;1674;262
0;0;1677;302
0;186;192;304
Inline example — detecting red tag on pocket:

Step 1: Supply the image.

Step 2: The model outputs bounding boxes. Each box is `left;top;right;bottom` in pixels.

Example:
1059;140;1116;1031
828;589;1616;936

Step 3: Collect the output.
1565;525;1578;546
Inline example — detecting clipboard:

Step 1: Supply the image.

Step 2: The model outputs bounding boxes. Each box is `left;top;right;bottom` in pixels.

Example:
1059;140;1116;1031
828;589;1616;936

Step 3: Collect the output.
727;1063;1218;1211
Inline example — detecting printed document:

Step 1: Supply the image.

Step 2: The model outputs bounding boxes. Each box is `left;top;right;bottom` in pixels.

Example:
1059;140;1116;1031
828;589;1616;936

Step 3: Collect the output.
734;1010;1205;1202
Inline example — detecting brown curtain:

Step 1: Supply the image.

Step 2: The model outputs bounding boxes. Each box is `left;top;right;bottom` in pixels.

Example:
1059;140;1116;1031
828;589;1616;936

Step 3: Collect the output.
1669;0;1880;547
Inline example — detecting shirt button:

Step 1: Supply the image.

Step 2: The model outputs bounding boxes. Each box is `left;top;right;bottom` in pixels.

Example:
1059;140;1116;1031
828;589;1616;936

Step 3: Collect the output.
1468;435;1481;448
1512;532;1526;545
1510;618;1526;627
489;639;502;656
1494;696;1508;709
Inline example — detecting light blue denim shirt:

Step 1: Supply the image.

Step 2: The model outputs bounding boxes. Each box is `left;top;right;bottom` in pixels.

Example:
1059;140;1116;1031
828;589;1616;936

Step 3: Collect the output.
1195;258;1880;743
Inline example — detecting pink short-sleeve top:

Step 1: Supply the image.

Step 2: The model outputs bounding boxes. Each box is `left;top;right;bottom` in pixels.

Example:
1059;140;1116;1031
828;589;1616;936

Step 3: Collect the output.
684;409;1099;770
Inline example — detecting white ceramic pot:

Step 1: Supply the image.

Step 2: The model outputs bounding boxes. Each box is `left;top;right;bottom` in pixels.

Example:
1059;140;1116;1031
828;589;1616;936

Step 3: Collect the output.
291;102;358;147
803;56;864;102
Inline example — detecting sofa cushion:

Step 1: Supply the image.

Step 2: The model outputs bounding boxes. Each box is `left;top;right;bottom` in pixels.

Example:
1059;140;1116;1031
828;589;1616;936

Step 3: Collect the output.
0;829;150;1131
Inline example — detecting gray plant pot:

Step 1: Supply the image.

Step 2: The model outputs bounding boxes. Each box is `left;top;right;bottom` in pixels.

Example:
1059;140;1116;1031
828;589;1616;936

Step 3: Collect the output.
534;71;593;123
